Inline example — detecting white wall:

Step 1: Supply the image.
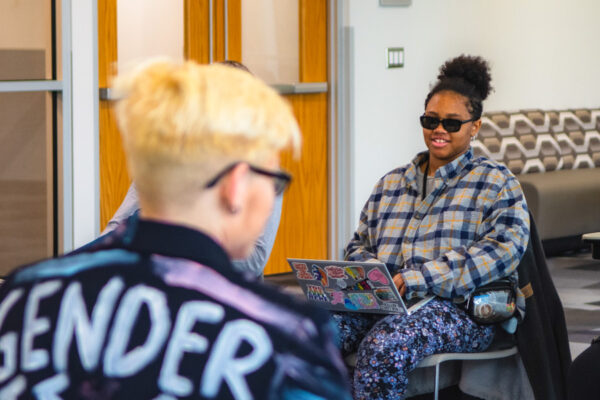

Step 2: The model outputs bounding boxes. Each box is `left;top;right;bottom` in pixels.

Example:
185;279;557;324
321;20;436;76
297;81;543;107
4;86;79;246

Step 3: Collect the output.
345;0;600;223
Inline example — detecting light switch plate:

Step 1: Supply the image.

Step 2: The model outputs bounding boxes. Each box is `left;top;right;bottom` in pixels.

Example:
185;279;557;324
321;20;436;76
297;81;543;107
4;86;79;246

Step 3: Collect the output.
386;47;404;68
380;0;411;6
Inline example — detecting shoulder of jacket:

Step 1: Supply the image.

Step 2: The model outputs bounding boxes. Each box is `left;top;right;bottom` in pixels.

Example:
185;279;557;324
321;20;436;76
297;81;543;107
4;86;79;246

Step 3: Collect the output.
380;164;410;184
469;156;518;183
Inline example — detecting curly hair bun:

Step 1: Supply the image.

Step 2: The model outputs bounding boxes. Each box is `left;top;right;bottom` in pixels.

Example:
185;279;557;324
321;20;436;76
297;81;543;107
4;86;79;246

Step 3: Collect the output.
438;55;492;100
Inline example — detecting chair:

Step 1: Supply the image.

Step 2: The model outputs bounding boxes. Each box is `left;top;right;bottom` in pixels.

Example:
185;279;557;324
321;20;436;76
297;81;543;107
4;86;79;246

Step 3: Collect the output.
345;338;518;400
410;345;518;400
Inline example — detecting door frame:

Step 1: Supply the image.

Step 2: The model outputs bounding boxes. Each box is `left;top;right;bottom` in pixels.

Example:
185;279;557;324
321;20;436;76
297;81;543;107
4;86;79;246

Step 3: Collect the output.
71;0;101;250
328;0;354;258
56;0;101;252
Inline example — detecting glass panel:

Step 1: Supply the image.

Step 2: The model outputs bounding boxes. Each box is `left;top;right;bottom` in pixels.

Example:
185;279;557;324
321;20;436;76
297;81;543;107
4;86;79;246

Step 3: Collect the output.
117;0;184;73
0;92;55;275
242;0;299;84
0;1;59;80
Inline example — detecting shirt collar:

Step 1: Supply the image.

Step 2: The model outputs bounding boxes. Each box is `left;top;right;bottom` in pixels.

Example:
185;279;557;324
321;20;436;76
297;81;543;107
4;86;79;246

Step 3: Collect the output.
409;148;473;182
115;214;235;276
405;152;426;190
435;148;473;181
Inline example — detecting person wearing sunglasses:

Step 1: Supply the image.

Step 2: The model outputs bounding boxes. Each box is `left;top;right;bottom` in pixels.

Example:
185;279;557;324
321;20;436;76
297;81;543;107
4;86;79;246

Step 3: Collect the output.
0;60;352;399
333;55;530;399
100;60;283;280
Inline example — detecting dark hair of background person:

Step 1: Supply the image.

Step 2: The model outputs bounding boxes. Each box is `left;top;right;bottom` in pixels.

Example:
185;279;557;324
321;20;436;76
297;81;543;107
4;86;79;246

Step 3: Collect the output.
217;59;251;74
424;55;493;120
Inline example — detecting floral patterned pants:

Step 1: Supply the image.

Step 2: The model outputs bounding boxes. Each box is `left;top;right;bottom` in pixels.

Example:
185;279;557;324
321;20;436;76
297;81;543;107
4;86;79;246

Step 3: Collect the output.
332;298;496;400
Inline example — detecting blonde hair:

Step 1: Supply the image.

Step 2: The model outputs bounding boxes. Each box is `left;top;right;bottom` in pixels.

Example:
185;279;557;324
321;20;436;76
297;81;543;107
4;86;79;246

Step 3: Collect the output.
113;59;301;207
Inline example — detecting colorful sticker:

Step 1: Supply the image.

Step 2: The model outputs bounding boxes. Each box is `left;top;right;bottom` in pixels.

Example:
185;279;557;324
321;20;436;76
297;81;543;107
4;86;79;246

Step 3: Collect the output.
347;293;379;309
374;288;397;302
311;265;329;287
335;279;347;289
343;298;359;311
345;266;365;281
367;268;390;285
293;262;313;280
306;285;329;302
327;290;345;305
325;266;346;279
348;279;372;291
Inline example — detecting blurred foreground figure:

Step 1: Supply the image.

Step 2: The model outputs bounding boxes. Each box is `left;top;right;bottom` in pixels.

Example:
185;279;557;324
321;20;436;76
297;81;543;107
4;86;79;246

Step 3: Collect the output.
0;60;351;400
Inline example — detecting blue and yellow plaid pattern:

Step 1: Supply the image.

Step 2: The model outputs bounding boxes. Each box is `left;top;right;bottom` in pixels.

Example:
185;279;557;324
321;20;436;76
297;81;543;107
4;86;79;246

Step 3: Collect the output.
345;149;530;312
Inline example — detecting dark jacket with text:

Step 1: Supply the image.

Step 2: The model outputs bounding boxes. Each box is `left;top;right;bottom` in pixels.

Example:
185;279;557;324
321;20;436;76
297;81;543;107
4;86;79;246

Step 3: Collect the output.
0;217;351;400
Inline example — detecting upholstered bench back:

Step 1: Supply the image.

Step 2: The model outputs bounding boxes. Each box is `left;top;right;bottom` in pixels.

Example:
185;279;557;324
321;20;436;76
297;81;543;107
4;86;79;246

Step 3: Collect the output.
472;109;600;175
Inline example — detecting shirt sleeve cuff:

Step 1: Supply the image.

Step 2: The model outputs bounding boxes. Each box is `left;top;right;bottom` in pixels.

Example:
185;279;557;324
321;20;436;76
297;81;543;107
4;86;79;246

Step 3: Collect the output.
400;269;429;299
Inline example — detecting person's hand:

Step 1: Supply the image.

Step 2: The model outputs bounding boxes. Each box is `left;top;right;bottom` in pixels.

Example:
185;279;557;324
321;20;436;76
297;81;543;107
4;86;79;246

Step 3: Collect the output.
393;273;406;296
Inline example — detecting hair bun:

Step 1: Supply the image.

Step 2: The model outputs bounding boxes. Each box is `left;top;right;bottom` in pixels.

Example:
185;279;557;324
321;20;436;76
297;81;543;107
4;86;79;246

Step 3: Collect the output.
438;55;492;100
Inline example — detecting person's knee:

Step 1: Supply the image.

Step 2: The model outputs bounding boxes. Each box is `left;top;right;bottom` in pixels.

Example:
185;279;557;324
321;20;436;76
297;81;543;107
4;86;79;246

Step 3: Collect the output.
356;327;410;366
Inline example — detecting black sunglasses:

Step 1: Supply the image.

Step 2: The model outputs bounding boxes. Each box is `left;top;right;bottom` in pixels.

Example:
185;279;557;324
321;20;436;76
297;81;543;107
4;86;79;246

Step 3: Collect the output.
205;163;292;196
420;115;476;133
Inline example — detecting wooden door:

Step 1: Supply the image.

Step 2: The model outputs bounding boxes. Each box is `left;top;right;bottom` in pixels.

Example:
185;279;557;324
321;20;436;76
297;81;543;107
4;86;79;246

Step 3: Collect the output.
267;1;329;274
98;0;241;229
190;1;329;275
99;0;329;275
98;0;128;229
184;0;241;62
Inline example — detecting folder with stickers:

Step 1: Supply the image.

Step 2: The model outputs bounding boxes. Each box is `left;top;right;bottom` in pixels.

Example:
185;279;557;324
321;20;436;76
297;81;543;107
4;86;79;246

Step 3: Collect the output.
287;258;434;315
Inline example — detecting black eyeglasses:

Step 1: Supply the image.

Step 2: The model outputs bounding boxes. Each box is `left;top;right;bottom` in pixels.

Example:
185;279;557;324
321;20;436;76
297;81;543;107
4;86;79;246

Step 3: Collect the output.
419;115;476;133
205;163;292;196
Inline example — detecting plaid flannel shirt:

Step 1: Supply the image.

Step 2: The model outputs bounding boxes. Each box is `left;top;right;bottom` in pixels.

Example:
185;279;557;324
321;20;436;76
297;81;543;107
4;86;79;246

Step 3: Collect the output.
345;149;530;314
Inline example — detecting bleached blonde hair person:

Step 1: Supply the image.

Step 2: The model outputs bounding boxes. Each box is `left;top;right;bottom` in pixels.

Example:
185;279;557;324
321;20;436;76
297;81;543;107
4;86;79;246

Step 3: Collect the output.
113;59;301;211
